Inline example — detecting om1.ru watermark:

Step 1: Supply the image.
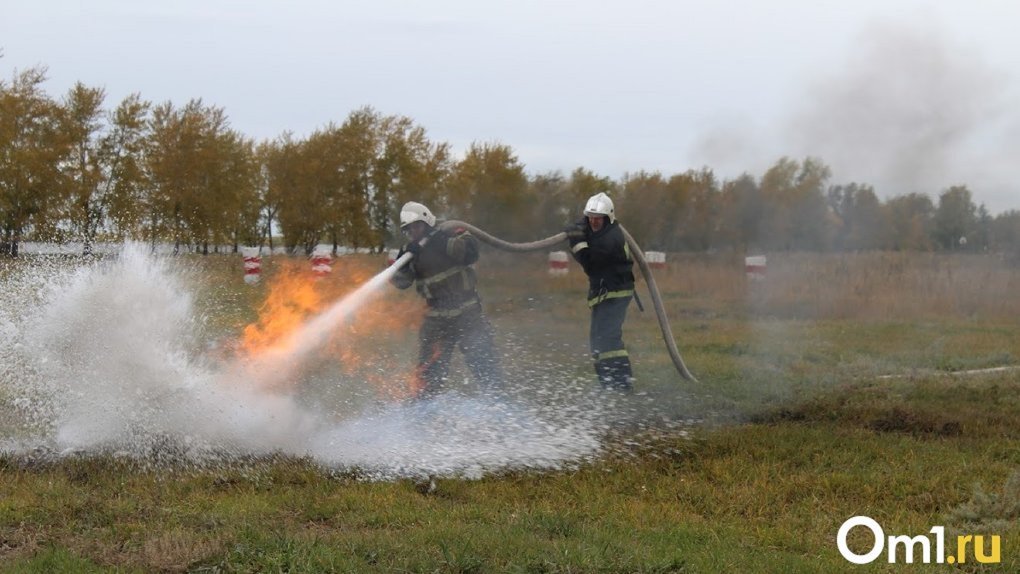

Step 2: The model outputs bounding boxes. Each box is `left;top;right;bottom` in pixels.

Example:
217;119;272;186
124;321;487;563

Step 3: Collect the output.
837;516;1000;565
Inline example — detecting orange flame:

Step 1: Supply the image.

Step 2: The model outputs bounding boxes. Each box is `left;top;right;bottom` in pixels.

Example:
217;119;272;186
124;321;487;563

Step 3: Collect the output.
236;256;425;398
240;263;323;356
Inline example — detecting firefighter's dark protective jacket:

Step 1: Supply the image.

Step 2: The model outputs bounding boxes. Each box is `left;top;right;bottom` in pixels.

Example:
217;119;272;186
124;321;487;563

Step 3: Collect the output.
391;226;481;317
568;220;635;307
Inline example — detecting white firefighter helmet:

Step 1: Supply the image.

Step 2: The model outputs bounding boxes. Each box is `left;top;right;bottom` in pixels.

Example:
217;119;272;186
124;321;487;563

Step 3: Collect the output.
584;192;615;224
399;201;436;229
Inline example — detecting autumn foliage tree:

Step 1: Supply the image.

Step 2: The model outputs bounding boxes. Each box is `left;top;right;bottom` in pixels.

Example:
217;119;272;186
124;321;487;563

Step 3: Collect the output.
143;99;257;253
759;157;833;251
371;114;451;250
717;174;765;251
0;67;67;255
828;183;885;251
933;185;977;251
59;84;151;255
446;142;530;241
263;108;450;254
5;65;1020;257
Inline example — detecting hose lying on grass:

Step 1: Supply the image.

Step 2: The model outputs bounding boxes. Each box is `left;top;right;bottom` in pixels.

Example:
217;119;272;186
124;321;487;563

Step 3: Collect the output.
439;220;698;383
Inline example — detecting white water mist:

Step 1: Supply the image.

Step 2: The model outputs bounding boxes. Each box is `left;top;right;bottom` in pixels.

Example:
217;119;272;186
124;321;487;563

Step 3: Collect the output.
0;245;607;477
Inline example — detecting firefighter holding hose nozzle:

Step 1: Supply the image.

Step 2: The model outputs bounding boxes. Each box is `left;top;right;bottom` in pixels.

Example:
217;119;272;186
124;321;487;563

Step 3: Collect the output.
390;201;502;399
563;192;635;391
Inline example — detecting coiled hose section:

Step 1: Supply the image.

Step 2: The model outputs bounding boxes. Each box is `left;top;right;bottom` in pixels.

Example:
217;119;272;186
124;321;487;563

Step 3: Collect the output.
440;220;698;382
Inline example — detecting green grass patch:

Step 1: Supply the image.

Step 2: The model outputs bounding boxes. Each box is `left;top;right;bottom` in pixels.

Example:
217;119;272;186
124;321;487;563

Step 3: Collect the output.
3;372;1020;571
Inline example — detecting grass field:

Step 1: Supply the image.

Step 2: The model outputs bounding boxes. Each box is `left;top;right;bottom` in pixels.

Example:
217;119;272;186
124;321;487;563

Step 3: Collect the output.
1;248;1019;572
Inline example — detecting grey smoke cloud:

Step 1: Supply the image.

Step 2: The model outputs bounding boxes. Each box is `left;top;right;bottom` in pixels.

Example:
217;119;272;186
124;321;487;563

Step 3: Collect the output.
694;20;1019;213
790;21;1012;199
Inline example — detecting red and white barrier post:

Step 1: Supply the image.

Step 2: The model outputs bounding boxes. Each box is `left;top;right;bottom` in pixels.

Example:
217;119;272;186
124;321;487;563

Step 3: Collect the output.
745;255;766;281
242;247;261;284
548;251;569;276
311;246;333;277
645;251;666;270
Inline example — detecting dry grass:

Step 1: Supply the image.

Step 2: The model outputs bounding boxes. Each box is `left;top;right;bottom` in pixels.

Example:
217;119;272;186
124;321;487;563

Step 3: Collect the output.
165;247;1020;326
743;252;1020;321
138;529;225;572
479;250;1020;322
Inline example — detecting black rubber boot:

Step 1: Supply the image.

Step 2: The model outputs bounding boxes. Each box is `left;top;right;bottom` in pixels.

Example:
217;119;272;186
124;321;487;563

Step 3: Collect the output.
595;357;633;392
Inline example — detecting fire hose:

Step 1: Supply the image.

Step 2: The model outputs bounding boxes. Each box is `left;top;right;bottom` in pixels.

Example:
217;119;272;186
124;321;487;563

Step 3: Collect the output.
438;221;698;383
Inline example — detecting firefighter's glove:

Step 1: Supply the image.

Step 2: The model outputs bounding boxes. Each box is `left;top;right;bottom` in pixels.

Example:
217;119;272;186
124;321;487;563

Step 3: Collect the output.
562;220;586;241
404;241;423;258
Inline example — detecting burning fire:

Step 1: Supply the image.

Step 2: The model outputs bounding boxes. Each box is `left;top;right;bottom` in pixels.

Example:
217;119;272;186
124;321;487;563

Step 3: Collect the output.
240;264;323;357
235;256;424;398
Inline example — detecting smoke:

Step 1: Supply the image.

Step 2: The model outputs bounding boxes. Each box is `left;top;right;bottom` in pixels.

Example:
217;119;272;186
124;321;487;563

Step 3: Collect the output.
692;19;1020;213
0;245;613;478
789;20;1013;198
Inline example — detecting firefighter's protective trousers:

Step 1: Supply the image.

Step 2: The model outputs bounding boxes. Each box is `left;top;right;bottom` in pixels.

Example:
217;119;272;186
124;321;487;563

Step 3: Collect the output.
391;225;502;398
417;303;500;397
589;294;633;390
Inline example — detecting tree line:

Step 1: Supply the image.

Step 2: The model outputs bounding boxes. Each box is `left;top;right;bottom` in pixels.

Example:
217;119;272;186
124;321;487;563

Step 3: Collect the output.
3;66;1019;257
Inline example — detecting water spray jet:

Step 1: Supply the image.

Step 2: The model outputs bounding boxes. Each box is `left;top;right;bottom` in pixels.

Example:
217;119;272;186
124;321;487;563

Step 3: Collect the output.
230;252;414;390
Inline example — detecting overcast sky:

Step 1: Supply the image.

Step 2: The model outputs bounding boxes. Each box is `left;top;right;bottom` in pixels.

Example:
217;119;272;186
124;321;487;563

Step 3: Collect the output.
3;0;1019;213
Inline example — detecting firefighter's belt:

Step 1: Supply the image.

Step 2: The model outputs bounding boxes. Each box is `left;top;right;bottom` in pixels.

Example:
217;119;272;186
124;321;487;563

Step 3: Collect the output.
418;265;471;299
588;289;634;307
425;297;480;318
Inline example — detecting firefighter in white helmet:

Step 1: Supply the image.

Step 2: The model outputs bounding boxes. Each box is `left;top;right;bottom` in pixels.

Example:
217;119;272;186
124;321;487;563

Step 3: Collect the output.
390;201;501;398
563;192;635;391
